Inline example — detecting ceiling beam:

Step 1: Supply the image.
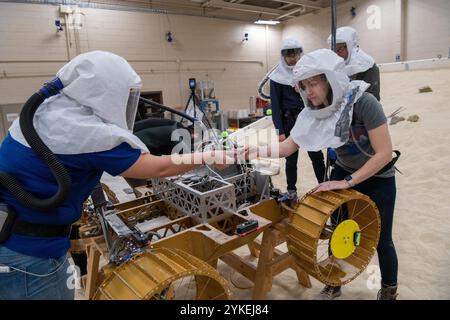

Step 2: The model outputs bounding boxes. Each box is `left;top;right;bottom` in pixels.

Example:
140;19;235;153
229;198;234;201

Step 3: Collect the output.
202;0;286;16
272;0;327;9
279;3;297;10
276;6;305;19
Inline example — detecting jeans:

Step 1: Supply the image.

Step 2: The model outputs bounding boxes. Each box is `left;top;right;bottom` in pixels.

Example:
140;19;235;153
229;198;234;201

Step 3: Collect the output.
284;119;326;191
0;245;74;300
331;165;398;286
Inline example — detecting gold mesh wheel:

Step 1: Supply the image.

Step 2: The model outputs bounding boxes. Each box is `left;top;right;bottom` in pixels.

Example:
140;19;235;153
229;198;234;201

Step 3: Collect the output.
286;189;381;286
94;248;231;300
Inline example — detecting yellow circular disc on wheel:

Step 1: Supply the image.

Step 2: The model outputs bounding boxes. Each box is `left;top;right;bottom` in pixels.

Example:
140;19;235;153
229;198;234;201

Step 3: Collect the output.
330;219;360;259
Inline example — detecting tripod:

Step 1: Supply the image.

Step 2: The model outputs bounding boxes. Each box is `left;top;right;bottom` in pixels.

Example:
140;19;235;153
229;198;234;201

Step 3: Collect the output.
185;87;204;119
184;87;217;137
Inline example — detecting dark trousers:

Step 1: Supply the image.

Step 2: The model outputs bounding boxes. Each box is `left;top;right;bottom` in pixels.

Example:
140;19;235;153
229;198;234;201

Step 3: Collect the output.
284;119;326;191
331;165;398;286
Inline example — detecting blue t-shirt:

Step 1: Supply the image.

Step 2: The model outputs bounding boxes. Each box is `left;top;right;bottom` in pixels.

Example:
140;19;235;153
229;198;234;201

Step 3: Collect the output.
0;133;141;259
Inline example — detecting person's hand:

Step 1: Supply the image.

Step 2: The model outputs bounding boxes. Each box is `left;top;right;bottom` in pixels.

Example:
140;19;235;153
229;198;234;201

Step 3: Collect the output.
312;180;349;194
242;145;259;161
279;134;286;142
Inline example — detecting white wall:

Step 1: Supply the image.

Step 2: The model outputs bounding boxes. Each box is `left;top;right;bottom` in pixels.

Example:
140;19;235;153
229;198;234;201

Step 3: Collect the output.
0;2;282;110
404;0;450;61
282;0;450;63
283;0;400;63
1;0;449;111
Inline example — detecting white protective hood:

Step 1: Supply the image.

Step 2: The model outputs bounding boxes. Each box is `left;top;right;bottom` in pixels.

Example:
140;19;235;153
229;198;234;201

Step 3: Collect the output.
291;49;369;151
9;51;149;155
268;38;303;86
327;26;375;76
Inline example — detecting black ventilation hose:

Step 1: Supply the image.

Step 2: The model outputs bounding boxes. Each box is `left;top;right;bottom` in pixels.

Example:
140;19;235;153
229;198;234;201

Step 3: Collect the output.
0;78;72;211
139;97;220;140
139;97;197;124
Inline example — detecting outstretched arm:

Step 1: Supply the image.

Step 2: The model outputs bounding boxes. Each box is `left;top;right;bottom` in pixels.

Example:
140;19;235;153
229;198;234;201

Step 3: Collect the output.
121;151;234;179
247;136;299;160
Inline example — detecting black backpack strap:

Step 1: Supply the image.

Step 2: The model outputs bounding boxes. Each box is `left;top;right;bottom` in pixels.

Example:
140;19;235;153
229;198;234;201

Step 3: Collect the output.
377;150;401;175
12;220;72;238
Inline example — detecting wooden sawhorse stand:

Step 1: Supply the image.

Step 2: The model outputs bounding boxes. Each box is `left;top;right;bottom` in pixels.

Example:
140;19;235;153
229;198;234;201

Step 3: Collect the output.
220;219;312;299
82;236;108;300
81;219;312;300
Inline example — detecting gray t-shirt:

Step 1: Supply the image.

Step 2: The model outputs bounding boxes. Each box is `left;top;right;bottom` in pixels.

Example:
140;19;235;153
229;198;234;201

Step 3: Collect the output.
335;92;395;178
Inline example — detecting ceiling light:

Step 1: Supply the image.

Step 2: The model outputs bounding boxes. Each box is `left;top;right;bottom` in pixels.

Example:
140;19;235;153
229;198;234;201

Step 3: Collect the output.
254;20;280;25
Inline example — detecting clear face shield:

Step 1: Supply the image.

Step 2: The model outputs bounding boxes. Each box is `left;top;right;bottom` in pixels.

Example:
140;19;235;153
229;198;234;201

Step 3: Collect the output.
125;88;141;131
295;81;313;110
281;48;303;58
294;74;335;117
282;48;303;68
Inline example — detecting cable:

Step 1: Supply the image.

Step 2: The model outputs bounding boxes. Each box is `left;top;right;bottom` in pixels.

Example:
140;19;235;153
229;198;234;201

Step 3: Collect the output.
139;97;197;124
192;94;220;143
182;90;220;144
0;254;69;277
257;63;278;101
0;78;72;211
192;128;253;205
139;96;217;150
196;140;226;180
206;164;224;180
